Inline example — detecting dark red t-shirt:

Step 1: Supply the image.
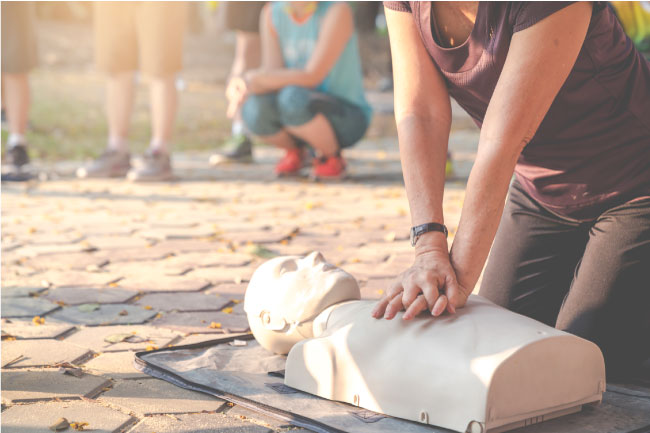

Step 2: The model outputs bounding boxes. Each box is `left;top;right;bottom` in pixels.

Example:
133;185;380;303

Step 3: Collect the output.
385;1;650;220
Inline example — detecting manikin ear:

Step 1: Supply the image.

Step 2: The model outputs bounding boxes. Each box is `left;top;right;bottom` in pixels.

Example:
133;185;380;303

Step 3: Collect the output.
260;310;289;332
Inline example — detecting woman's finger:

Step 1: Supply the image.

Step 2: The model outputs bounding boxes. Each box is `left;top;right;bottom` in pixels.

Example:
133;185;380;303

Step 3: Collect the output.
431;294;448;316
384;292;406;320
372;281;403;318
403;294;428;320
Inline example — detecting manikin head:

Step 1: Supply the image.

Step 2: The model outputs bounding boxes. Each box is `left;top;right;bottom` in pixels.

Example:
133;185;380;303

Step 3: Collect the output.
244;252;360;355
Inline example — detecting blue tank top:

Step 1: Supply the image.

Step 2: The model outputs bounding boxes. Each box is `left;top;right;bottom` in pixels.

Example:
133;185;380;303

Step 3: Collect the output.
271;2;373;122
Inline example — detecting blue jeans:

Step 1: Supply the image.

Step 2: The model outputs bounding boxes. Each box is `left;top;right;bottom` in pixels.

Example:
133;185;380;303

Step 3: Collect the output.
241;86;369;149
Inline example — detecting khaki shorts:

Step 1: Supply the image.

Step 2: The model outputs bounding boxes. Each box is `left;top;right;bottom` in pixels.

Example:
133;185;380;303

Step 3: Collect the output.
1;2;38;74
94;2;187;77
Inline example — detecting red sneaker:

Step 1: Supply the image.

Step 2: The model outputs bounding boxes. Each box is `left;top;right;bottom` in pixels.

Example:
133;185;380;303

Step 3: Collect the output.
311;155;347;180
274;148;304;176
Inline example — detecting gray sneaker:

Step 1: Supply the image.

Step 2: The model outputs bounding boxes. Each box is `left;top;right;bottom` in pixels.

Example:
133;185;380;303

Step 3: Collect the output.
77;149;131;178
127;149;173;182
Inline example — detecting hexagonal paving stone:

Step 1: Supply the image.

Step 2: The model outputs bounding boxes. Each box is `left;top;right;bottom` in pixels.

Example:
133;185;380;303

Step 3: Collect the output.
205;282;248;297
186;266;253;284
1;368;111;403
1;319;74;339
167;251;252;268
49;304;157;326
84;235;151;249
153;239;222;254
134;292;230;312
95;246;172;262
22;252;109;271
44;286;137;305
0;400;136;433
116;275;210;292
152;311;249;334
98;378;226;416
1;297;60;318
2;340;92;368
37;270;123;288
82;351;149;379
1;285;48;298
64;325;180;353
129;412;273;433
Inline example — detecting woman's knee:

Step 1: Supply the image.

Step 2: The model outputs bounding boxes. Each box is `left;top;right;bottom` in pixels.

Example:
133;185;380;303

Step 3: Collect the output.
241;94;280;136
277;86;314;126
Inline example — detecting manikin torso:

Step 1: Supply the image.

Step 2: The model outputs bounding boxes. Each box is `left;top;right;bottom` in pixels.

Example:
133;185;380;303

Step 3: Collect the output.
244;252;605;433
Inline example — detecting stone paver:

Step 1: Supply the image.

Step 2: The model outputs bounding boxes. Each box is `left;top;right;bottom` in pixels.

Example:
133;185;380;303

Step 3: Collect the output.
49;304;157;326
1;297;60;318
116;275;210;292
204;282;248;297
45;286;137;305
82;351;149;379
1;286;48;298
1;368;110;403
134;292;230;312
1;319;75;339
152;310;249;334
128;412;273;433
22;252;109;271
2;340;92;368
63;325;180;353
1;400;136;433
98;378;226;416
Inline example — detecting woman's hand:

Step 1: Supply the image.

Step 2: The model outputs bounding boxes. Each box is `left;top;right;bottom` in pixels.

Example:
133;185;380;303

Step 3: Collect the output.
225;76;248;119
372;237;470;320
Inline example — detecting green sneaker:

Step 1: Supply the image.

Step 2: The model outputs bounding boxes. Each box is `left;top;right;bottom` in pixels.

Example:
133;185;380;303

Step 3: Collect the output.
209;134;253;165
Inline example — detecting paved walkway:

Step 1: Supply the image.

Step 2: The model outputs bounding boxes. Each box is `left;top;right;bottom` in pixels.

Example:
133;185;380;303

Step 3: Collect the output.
1;128;477;432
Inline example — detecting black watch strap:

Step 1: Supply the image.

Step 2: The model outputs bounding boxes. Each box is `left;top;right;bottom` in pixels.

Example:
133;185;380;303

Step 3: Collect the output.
410;222;448;246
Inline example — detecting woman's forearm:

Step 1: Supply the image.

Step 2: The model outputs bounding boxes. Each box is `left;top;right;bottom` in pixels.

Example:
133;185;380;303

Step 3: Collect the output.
397;111;451;253
449;143;519;291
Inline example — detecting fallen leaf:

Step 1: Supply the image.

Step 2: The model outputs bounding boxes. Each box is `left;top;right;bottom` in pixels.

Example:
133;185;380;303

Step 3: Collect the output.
143;305;153;310
108;282;119;287
49;417;69;431
70;421;89;431
377;289;385;295
145;345;158;351
245;244;278;259
209;322;222;329
104;333;135;344
222;307;233;314
384;231;397;242
118;310;129;316
231;299;242;304
77;303;100;313
56;301;67;306
32;316;45;326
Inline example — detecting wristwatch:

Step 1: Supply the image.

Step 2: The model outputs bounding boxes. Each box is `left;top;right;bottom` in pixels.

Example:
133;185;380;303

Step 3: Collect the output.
410;222;448;247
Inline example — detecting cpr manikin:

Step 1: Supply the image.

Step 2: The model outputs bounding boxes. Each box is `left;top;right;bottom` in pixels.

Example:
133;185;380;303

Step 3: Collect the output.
244;252;606;433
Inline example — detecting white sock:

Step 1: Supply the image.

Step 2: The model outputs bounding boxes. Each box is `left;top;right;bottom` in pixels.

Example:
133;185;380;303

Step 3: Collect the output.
8;133;26;148
149;138;169;154
107;136;128;153
231;121;244;136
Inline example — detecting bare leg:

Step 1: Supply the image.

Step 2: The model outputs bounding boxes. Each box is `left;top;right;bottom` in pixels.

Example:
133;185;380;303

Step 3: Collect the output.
231;32;261;130
2;73;30;136
285;113;338;157
148;75;177;153
257;129;298;150
106;71;135;151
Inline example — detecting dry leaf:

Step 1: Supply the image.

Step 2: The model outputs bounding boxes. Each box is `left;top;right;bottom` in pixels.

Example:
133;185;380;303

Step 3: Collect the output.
143;305;153;310
145;345;158;351
384;231;397;242
222;307;233;314
118;310;129;316
77;303;100;313
70;422;89;431
209;322;222;329
32;316;45;326
231;299;242;304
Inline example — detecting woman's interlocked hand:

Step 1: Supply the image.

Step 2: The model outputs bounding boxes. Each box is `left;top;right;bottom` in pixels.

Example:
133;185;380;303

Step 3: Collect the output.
372;249;470;320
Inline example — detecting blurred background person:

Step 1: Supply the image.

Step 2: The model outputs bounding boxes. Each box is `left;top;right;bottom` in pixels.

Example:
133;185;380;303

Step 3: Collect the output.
229;1;372;180
77;1;187;182
1;2;38;181
210;1;266;166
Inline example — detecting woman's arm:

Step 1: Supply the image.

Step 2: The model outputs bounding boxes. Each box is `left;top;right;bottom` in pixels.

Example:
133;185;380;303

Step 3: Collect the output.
449;2;593;292
372;7;466;320
246;3;354;92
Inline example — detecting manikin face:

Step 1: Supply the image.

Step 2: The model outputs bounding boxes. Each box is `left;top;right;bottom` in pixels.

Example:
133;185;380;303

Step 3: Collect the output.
245;252;360;355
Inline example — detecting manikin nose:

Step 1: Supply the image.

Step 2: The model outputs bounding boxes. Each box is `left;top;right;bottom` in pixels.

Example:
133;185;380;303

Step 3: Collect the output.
305;251;325;266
